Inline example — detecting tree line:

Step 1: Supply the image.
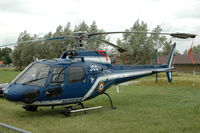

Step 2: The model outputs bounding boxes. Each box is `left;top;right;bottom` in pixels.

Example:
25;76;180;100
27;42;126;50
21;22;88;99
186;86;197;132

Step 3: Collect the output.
11;21;106;69
183;45;200;55
1;20;200;68
0;47;12;64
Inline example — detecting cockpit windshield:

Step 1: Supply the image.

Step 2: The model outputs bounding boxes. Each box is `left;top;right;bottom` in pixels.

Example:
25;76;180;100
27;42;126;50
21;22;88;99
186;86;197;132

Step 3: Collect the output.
14;63;50;87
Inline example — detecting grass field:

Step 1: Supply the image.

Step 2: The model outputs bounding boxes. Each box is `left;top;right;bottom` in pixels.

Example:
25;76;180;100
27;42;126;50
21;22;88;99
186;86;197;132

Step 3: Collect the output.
1;68;200;133
0;68;20;83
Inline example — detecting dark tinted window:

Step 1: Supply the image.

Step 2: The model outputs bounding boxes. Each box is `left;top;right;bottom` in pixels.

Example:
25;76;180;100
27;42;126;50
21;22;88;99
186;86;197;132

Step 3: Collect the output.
68;67;84;83
46;88;62;98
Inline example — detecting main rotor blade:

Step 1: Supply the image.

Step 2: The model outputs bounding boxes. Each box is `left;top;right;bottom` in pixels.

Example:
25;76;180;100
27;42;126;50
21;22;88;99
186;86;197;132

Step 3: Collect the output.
96;38;126;53
89;31;170;36
0;36;74;48
1;31;197;48
89;31;197;39
170;33;196;39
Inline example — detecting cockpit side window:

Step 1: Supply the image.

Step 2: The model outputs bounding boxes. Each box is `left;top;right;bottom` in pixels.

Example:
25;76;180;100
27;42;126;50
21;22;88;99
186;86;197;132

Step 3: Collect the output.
51;66;65;84
68;66;85;83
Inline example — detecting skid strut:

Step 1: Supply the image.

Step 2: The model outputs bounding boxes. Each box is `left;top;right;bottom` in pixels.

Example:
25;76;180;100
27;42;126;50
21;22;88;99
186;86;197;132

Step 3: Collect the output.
103;92;116;109
78;102;87;114
62;103;102;117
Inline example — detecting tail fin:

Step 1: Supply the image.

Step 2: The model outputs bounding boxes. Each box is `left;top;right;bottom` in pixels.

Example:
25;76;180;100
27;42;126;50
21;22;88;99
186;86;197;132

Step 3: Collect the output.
167;43;176;67
166;43;176;82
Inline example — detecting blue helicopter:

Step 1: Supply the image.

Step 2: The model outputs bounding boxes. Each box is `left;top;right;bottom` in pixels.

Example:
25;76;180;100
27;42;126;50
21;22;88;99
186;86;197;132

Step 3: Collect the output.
0;31;196;116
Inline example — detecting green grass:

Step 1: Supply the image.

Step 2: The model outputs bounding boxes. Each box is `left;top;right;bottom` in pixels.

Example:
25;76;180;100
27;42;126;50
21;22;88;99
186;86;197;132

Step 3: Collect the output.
137;72;200;88
0;68;20;83
1;69;200;133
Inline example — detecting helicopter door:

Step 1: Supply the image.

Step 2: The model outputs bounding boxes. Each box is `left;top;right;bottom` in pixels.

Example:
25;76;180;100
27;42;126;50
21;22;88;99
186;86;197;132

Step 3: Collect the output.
45;66;65;99
66;66;85;98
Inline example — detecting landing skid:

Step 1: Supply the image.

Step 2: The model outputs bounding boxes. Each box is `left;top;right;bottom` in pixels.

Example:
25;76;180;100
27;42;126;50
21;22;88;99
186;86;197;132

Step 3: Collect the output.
23;92;115;115
23;105;38;111
61;103;102;117
103;92;116;109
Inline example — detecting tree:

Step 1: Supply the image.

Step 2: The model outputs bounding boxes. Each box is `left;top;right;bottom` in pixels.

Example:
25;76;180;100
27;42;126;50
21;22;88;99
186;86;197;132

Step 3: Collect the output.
87;21;106;50
10;20;172;68
162;41;172;55
117;20;171;65
183;45;200;55
74;21;106;50
0;47;12;64
11;31;36;69
34;32;54;59
117;20;148;64
74;21;89;32
192;45;200;54
11;21;107;68
50;25;66;57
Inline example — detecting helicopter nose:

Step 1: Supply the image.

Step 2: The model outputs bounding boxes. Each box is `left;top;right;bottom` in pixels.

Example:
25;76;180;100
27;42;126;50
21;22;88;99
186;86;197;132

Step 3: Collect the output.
3;88;20;101
3;84;41;104
4;88;40;104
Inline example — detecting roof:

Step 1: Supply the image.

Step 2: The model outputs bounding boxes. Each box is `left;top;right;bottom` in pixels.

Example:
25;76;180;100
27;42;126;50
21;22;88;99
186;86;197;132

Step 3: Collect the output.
36;59;71;66
159;54;200;65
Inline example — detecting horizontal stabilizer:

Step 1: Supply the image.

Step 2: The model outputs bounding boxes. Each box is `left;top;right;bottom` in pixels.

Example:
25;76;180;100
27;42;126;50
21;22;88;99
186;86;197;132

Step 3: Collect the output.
152;67;174;73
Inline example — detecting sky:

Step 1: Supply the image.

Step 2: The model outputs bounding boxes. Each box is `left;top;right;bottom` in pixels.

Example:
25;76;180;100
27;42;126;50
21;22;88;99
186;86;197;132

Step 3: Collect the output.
0;0;200;53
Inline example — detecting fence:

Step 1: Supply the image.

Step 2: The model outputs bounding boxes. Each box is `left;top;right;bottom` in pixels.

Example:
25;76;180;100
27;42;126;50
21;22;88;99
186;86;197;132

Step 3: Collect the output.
0;123;31;133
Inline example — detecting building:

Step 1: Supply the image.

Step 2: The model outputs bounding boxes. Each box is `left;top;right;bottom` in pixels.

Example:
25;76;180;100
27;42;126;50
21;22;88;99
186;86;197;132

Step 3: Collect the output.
0;61;4;65
159;54;200;73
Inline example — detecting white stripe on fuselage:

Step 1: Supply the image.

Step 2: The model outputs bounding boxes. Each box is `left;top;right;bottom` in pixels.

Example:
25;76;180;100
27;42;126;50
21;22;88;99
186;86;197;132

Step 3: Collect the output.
82;70;152;101
82;66;174;101
84;56;111;64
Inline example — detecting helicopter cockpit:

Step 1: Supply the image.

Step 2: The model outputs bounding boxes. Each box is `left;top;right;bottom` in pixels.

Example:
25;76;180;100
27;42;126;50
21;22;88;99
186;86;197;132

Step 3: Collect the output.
12;63;51;87
3;61;67;104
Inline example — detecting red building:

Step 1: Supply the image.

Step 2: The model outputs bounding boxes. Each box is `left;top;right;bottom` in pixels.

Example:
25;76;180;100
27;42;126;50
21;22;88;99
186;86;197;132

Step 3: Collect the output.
159;54;200;73
0;61;4;65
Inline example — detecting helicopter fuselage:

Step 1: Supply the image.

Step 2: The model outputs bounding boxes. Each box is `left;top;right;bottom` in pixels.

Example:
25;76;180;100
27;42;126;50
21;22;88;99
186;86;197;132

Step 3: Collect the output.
3;48;175;107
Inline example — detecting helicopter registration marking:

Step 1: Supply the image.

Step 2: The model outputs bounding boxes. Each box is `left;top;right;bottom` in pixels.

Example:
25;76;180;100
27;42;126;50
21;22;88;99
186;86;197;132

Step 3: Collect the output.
89;65;101;72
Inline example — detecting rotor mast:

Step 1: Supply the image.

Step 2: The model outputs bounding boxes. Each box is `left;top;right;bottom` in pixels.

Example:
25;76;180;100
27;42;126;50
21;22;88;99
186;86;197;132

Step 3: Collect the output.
74;31;88;49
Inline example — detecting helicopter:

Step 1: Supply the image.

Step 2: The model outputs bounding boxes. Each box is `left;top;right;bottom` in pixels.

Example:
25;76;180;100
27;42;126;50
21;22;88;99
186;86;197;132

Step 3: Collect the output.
0;31;196;116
